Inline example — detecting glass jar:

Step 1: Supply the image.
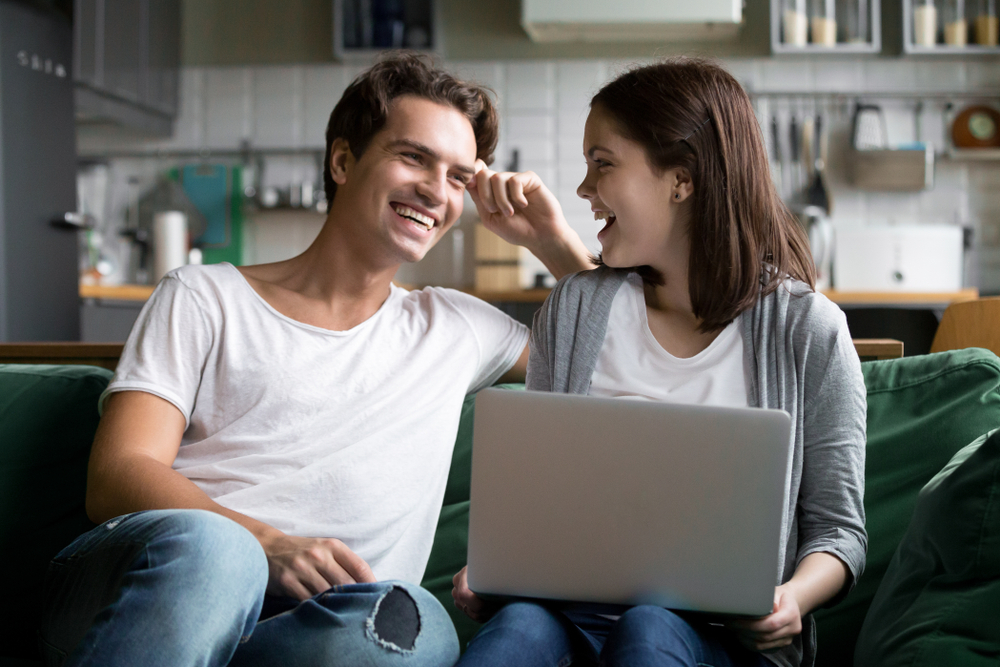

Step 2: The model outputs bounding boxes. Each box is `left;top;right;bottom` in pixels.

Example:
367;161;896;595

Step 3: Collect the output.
943;0;968;45
783;0;809;45
811;0;838;45
975;0;998;45
914;0;939;46
839;0;870;43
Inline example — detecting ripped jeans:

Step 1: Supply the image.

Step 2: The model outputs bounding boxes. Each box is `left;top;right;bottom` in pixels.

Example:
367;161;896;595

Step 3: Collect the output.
39;509;460;667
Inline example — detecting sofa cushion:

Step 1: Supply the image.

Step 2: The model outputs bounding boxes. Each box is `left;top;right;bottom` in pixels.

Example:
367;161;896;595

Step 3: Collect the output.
813;348;1000;667
0;364;110;661
422;384;523;650
854;428;1000;666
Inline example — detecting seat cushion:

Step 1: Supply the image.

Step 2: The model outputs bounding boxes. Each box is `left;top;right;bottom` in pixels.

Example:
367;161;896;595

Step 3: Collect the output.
855;429;1000;666
813;348;1000;667
0;365;110;661
421;384;524;650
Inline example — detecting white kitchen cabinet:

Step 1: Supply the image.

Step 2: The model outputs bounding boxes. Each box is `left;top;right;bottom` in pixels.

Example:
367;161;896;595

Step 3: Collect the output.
521;0;743;42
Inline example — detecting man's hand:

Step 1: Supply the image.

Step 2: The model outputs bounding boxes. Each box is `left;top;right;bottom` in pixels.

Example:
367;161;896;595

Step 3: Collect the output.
452;565;500;623
726;584;802;652
260;532;376;600
469;161;593;280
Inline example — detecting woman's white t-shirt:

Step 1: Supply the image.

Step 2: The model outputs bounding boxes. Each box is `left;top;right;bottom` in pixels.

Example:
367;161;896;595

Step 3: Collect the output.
588;273;747;407
101;263;528;583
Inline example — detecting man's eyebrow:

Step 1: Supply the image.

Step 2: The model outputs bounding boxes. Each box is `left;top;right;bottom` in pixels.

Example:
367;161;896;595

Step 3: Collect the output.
389;139;476;175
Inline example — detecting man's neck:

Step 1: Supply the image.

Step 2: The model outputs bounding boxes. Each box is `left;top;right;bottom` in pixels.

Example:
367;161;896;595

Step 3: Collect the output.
238;213;401;332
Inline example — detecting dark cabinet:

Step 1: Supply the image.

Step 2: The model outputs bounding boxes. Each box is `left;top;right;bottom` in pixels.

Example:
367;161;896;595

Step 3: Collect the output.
74;0;180;134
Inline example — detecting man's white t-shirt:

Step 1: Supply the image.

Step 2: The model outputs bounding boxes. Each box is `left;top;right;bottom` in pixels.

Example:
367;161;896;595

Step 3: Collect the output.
101;263;529;584
588;273;747;407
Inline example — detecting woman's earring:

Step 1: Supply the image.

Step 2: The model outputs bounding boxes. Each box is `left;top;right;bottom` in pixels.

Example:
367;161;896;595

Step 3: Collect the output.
674;192;681;200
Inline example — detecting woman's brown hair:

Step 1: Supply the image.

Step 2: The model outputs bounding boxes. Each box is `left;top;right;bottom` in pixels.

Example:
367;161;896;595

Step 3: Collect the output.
323;52;499;205
591;58;815;332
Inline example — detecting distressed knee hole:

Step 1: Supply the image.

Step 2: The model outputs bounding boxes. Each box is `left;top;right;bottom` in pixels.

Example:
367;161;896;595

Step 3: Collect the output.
365;586;421;652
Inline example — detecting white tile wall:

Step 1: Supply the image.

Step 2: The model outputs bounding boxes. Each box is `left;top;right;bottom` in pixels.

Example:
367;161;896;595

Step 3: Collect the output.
88;55;1000;292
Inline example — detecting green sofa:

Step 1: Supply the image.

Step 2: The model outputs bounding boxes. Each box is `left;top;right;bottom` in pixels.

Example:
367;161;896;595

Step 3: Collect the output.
3;348;1000;666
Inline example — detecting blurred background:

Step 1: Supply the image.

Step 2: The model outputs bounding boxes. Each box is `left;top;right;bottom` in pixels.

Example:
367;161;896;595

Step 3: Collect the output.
2;0;999;351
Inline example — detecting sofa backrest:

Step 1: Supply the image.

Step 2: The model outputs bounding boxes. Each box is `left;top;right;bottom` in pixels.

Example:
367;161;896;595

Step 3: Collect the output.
813;348;1000;666
0;364;110;661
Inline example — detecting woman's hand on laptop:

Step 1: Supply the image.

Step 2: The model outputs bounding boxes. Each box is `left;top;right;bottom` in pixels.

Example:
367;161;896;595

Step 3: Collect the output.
260;532;377;600
726;584;802;652
452;566;500;622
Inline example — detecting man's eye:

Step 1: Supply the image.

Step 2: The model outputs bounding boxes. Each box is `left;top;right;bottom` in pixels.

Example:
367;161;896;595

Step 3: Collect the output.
403;152;422;161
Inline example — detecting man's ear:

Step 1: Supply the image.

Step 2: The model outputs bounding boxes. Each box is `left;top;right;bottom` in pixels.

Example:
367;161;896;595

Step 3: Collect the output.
329;138;354;186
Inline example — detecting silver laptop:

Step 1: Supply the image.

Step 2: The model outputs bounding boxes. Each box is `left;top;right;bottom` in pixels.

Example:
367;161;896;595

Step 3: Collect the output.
466;388;793;617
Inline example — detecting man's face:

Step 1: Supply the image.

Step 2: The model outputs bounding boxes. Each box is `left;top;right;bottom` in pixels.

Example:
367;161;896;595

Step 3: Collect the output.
333;95;478;266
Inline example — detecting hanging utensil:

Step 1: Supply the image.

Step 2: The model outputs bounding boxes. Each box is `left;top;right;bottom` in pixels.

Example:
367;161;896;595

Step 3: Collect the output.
807;114;833;215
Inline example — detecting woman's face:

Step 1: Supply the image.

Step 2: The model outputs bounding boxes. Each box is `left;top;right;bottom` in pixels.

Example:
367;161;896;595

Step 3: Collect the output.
577;106;690;272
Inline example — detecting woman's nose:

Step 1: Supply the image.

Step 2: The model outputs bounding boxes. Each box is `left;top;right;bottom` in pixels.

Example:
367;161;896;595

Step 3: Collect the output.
577;172;595;200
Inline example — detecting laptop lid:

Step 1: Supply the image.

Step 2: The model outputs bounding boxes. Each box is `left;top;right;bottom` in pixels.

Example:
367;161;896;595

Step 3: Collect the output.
466;388;793;617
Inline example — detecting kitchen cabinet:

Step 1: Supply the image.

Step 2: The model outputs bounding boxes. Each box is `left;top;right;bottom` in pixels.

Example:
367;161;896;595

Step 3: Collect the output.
333;0;438;60
74;0;180;136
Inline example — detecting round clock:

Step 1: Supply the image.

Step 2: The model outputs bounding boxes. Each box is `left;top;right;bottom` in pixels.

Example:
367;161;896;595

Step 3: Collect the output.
953;105;1000;148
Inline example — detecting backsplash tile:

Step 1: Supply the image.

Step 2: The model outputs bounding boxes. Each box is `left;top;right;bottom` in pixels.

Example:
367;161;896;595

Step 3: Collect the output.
85;55;1000;293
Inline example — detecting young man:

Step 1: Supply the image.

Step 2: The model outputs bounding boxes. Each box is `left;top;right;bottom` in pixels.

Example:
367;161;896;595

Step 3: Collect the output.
40;55;592;667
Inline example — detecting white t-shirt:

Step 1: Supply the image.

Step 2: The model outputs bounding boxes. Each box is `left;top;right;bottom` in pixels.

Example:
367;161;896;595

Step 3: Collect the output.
588;273;747;407
102;263;529;583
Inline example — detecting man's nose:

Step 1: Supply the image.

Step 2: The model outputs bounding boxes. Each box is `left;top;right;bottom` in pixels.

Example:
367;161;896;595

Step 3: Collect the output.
415;169;447;206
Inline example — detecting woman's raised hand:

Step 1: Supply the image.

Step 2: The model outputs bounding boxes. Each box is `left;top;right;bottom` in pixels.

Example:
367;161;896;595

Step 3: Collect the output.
469;161;594;280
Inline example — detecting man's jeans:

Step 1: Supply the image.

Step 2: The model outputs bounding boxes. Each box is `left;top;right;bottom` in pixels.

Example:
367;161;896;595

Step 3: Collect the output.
455;601;772;667
39;509;459;667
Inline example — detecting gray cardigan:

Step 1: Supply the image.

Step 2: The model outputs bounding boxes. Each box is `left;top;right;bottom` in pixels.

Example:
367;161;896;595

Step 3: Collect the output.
525;266;867;667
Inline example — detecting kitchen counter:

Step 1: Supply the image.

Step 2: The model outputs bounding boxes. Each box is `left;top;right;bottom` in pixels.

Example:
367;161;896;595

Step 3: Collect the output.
80;284;980;307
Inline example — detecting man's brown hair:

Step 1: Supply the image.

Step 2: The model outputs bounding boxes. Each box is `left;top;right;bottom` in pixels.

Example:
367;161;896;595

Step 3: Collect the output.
591;58;815;332
323;52;499;204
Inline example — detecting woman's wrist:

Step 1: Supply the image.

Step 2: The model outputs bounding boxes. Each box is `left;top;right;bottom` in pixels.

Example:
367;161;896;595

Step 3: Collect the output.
530;226;595;280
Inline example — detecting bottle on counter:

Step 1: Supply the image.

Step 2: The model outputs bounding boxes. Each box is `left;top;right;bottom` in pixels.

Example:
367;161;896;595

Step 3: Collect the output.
944;0;968;45
783;0;809;45
811;0;838;45
914;0;939;46
975;0;999;44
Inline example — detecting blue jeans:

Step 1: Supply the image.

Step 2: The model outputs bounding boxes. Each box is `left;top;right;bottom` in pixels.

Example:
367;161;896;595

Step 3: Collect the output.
456;601;772;667
39;509;459;667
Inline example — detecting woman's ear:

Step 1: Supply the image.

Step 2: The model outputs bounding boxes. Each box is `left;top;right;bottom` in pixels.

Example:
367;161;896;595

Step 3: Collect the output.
672;168;694;203
328;138;355;186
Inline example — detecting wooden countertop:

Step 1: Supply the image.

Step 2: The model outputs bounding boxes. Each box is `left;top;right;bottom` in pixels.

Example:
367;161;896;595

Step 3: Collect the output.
80;283;981;306
80;283;155;301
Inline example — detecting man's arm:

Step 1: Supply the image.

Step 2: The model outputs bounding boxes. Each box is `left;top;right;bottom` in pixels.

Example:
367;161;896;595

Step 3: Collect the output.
497;343;529;384
88;391;376;599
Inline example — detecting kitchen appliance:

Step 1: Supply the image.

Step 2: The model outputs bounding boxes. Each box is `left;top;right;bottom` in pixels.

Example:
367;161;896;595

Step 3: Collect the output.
802;208;834;290
0;2;79;341
834;225;964;292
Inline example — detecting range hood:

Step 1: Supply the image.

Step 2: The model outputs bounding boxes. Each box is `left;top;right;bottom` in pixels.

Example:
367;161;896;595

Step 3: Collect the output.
522;0;743;43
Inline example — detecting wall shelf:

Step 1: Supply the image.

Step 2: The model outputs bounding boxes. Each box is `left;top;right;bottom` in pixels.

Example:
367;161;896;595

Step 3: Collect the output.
770;0;882;55
902;0;1000;55
332;0;440;62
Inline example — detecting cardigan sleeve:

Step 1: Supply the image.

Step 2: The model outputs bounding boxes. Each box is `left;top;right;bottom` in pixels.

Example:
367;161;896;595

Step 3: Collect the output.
796;318;869;597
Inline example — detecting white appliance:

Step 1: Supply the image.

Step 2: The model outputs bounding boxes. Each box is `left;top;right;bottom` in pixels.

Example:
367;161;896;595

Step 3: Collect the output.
834;225;964;292
521;0;743;42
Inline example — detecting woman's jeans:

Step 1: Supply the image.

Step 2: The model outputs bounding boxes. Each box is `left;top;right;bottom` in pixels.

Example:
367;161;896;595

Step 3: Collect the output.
456;601;772;667
38;509;459;667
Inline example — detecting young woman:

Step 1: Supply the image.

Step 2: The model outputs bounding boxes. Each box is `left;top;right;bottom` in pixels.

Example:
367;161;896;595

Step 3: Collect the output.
452;58;867;667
